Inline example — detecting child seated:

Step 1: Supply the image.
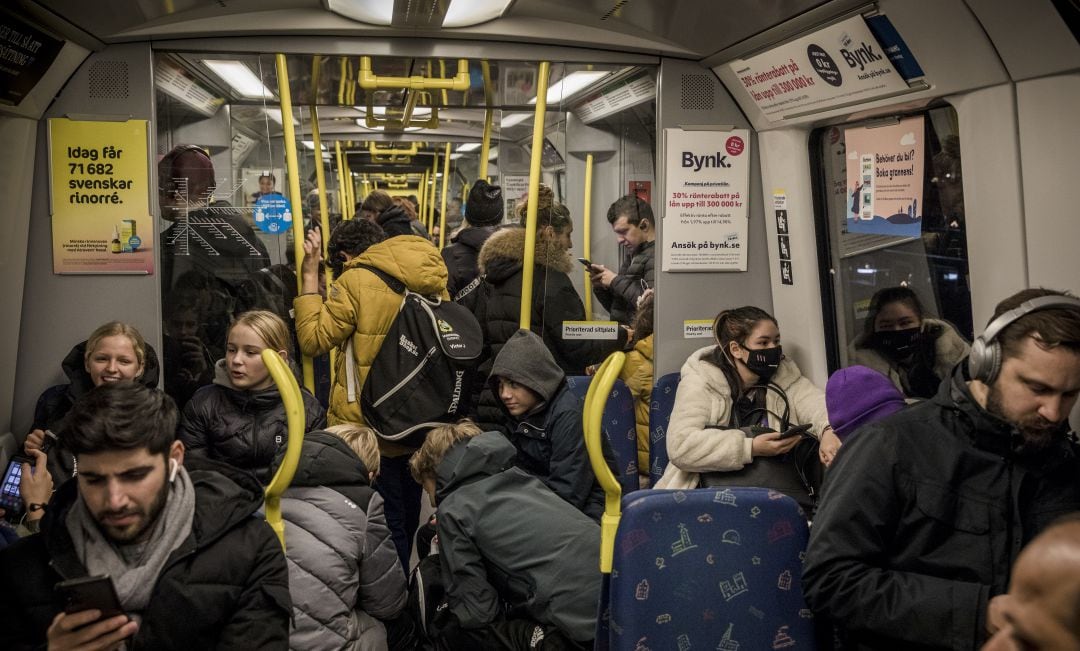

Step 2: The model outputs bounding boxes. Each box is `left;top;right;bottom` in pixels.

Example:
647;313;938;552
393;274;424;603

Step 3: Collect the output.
410;421;601;650
489;329;606;519
280;424;413;650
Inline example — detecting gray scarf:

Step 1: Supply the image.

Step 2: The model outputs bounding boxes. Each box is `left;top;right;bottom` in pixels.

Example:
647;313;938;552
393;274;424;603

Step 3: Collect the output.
65;465;196;623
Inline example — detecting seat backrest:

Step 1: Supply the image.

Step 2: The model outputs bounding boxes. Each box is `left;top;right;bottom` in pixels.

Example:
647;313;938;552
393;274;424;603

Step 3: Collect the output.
565;375;639;496
648;372;680;485
609;487;815;650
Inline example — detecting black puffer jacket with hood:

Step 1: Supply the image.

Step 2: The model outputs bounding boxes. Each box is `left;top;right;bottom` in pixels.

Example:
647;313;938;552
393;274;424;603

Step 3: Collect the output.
31;340;161;481
0;456;291;650
178;360;326;483
441;225;499;299
488;329;607;520
435;430;601;642
377;204;429;240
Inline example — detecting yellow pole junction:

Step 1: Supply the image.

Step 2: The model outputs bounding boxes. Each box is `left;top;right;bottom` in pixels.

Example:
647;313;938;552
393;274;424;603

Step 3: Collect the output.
275;53;315;392
519;60;551;330
480;60;493;181
583;153;595;319
439;142;451;248
358;56;469;91
261;348;306;551
584;351;626;572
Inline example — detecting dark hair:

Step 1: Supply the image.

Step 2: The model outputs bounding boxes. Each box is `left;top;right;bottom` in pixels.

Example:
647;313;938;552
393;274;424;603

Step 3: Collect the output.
61;382;177;457
360;190;394;216
631;293;655;344
863;286;924;339
516;184;572;233
607;195;653;227
992;288;1080;359
326;219;386;278
258;173;276;184
709;306;778;395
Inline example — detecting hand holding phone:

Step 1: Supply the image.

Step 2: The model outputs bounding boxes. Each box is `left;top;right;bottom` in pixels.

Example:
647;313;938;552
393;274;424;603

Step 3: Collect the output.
777;423;814;440
577;257;594;270
56;576;125;619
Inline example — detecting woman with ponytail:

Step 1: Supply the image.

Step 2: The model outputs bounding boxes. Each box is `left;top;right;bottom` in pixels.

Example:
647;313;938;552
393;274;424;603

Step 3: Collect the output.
655;307;841;512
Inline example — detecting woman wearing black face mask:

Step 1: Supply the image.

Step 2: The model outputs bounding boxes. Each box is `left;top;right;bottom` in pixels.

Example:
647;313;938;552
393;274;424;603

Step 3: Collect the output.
850;286;969;400
655;306;840;512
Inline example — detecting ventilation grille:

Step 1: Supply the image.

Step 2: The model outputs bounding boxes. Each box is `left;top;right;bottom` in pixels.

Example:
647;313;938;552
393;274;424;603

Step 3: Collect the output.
680;74;715;111
88;61;130;100
601;0;630;20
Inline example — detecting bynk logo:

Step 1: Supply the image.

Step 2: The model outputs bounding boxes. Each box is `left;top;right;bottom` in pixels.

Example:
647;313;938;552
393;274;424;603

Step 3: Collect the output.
840;41;884;72
682;151;732;171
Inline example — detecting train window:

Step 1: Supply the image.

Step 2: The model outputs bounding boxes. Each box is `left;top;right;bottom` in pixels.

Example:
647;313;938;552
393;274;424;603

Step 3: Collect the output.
811;106;973;374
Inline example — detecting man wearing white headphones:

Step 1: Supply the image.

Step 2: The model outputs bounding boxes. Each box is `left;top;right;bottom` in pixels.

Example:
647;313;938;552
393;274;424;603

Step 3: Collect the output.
804;288;1080;651
0;382;290;650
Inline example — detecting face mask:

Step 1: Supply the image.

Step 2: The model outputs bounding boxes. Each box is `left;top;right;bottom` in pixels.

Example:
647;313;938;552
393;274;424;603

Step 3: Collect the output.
874;327;921;357
741;345;782;382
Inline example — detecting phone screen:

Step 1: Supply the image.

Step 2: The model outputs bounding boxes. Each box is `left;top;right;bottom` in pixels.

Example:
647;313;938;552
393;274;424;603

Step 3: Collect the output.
56;576;124;619
0;459;24;515
577;257;593;268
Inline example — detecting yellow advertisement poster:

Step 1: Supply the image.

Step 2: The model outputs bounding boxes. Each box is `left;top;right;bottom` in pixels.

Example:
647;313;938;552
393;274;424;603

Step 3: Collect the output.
48;119;153;274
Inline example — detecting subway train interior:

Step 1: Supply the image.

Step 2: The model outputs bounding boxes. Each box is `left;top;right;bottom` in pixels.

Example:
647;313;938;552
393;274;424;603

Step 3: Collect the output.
1;0;1079;648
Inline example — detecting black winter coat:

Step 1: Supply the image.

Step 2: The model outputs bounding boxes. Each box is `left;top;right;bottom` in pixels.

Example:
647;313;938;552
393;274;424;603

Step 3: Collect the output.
32;340;161;481
178;361;326;483
594;240;654;325
441;225;499;299
0;457;292;650
803;365;1080;651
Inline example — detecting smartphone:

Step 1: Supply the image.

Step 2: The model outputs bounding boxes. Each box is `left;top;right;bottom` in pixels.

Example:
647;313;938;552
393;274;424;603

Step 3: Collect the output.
777;423;814;440
56;576;124;619
577;257;594;269
1;457;27;521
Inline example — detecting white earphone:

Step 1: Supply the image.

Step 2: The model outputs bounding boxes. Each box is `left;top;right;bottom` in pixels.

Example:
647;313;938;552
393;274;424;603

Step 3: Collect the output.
168;458;179;483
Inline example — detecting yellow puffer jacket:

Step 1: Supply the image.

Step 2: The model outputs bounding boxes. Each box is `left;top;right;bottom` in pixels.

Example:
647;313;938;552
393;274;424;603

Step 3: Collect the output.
619;334;654;476
294;235;448;457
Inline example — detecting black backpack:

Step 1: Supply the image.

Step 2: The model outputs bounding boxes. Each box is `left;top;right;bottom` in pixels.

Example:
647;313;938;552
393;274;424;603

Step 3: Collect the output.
350;264;483;448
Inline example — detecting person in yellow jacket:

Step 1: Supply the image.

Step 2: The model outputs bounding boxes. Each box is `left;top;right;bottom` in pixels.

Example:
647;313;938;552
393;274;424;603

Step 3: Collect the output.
294;220;449;572
619;290;654;486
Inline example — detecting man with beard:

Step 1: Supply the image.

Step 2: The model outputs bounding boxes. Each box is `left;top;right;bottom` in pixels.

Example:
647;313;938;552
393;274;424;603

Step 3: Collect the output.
803;288;1080;651
0;382;290;650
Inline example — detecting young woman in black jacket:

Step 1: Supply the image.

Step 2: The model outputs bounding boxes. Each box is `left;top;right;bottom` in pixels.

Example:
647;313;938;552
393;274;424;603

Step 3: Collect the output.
178;310;325;483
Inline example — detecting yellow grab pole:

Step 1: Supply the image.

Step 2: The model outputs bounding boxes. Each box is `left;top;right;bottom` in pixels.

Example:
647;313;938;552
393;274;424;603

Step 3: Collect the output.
584;351;626;572
438;59;449;107
310;68;336;388
419;170;429;225
480;61;493;181
428;152;438;232
334;142;346;219
519;61;551;330
345;154;356;218
261;348;306;551
357;56;469;91
439;142;451;248
275;53;315;392
583;153;594;320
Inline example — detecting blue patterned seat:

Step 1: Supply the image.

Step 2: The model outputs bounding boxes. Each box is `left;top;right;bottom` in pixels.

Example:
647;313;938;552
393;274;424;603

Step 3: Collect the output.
648;373;680;485
565;375;639;496
609;488;815;650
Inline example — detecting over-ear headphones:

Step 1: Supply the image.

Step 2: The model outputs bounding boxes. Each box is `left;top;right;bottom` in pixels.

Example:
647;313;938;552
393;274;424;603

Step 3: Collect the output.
968;295;1080;384
158;144;214;197
168;458;179;483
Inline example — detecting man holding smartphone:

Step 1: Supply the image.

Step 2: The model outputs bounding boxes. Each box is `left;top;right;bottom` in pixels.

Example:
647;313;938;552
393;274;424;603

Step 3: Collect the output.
589;195;656;326
0;382;290;650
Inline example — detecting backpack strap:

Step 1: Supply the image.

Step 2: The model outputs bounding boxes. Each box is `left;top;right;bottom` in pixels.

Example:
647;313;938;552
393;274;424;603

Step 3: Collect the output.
353;262;407;295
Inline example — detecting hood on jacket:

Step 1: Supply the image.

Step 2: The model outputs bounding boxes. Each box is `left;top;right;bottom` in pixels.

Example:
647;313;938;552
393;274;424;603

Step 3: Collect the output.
376;204;414;238
488;329;565;402
61;339;162;399
275;430;371;489
450;224;500;251
345;235;447;297
477;226;573;283
434;431;516;503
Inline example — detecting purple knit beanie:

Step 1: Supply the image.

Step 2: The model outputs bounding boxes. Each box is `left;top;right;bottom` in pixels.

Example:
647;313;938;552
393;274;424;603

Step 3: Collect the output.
826;366;907;441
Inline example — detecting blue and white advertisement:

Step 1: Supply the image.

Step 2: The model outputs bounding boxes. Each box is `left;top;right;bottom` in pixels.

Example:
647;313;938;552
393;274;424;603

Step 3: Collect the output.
843;115;925;237
729;14;912;120
662;128;751;272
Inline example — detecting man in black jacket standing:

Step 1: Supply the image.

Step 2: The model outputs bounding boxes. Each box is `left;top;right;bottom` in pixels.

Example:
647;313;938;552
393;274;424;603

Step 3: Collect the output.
442;179;503;299
589;195;656;325
804;288;1080;651
0;382;290;650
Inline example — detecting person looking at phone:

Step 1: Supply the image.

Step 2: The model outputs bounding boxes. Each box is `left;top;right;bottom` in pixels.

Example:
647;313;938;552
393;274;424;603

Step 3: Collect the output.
588;195;656;326
655;306;840;514
0;382;291;650
0;449;53;545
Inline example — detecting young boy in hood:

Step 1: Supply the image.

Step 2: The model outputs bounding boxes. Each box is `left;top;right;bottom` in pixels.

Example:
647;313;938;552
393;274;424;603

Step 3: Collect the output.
489;329;606;520
409;421;601;650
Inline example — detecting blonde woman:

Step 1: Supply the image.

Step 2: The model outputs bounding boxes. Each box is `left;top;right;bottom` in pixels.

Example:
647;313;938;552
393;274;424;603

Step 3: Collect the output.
178;310;325;482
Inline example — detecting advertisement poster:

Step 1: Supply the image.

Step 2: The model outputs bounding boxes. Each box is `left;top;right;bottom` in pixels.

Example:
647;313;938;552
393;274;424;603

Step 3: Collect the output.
0;11;64;106
729;14;911;120
501;175;529;222
843;115;925;237
48;118;153;274
662;128;751;272
628;180;651;203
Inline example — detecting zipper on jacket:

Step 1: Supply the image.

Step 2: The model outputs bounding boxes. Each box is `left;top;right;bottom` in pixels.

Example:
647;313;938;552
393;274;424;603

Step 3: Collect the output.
371;346;438;408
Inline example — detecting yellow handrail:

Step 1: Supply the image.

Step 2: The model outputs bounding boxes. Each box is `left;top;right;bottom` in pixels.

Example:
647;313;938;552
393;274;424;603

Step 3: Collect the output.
584;351;626;573
439;142;451;248
261;348;306;551
334;141;347;220
428;152;438;232
369;141;421;156
479;61;493;181
311;60;335;389
276;53;314;392
583;153;594;320
519;61;551;330
358;56;469;91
